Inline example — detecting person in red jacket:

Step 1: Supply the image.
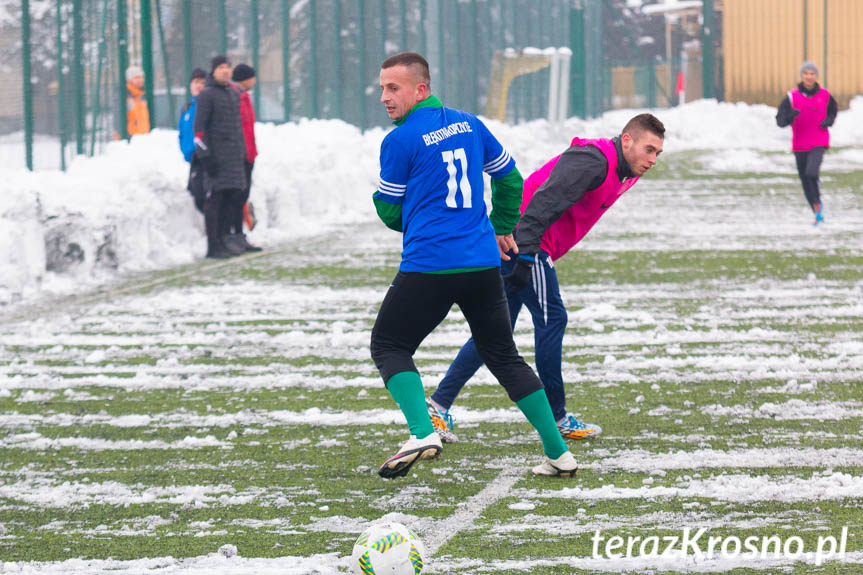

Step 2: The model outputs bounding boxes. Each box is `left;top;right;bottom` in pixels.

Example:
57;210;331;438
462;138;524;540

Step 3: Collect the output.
229;64;262;252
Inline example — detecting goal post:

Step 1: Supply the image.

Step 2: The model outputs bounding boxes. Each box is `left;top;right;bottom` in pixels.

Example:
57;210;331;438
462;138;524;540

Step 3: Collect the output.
485;48;572;125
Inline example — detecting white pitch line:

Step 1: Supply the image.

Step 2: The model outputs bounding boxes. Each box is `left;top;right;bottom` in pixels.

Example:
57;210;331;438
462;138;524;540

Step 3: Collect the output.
424;461;525;558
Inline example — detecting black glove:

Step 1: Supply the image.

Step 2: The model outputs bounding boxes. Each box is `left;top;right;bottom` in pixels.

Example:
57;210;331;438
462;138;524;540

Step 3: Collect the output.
820;118;832;128
789;108;801;121
502;255;534;295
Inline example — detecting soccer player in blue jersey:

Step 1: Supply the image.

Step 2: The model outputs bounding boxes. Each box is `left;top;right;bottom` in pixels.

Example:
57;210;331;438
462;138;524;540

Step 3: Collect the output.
370;52;577;479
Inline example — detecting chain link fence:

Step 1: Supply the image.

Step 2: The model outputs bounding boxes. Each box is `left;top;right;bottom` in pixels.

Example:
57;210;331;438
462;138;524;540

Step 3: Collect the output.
2;0;721;171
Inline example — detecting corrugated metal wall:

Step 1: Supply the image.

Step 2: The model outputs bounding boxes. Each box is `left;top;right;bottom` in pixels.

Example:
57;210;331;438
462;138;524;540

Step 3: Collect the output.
724;0;863;108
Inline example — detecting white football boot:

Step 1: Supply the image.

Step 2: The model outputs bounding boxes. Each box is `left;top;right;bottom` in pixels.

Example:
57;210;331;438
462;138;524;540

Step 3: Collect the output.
532;450;578;478
378;433;443;479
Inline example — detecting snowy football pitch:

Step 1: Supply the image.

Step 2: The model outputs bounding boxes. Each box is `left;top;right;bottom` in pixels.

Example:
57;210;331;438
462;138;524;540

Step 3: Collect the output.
1;150;862;574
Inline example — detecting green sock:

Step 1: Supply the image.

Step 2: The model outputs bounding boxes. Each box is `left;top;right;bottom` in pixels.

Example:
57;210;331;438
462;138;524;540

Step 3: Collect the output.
515;389;568;459
385;371;435;439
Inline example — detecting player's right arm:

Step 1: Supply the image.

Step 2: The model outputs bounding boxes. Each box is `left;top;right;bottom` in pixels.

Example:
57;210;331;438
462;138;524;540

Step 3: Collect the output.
373;132;409;232
516;146;607;257
775;94;798;128
475;119;521;238
488;167;523;260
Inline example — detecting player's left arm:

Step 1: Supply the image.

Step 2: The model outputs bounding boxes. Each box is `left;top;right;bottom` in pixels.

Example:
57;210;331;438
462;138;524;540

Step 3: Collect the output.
822;94;838;128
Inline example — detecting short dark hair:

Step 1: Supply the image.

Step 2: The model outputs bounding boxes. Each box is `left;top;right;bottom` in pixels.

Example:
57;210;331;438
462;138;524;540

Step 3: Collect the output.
381;52;431;87
622;113;665;139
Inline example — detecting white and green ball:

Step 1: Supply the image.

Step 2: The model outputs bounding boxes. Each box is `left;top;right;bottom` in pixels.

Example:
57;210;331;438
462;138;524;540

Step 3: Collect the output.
350;522;425;575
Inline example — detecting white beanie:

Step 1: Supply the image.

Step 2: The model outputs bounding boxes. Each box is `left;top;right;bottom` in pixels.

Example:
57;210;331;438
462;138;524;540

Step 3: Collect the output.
126;65;144;82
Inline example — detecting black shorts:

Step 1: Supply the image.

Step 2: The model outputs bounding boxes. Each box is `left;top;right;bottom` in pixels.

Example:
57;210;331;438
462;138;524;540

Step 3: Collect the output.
370;268;542;403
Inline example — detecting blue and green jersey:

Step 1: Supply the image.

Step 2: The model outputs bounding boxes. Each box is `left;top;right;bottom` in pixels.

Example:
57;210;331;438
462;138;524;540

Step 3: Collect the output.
374;96;518;272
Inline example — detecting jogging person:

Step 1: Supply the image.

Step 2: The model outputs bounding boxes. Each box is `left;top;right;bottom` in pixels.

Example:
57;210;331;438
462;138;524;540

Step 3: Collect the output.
370;52;577;479
428;113;665;443
775;61;837;225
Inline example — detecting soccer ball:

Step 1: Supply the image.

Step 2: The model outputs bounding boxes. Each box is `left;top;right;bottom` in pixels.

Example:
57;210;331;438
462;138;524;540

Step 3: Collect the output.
350;522;425;575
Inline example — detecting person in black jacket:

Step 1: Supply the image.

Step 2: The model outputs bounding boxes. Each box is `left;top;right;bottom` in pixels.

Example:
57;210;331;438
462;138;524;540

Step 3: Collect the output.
776;61;838;225
194;55;248;258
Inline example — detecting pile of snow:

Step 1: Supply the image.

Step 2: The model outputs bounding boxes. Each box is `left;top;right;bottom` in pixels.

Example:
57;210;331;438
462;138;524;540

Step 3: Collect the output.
3;97;863;308
1;119;385;306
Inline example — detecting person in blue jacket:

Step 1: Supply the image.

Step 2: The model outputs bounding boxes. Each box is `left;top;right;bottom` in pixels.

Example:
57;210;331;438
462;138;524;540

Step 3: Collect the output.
178;68;207;211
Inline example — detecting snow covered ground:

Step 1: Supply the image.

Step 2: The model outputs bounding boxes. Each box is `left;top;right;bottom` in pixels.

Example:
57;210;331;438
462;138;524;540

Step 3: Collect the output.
3;97;863;308
1;99;862;574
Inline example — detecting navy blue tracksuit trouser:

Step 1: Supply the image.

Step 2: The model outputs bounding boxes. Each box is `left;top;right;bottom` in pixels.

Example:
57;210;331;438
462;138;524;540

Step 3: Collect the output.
431;250;568;421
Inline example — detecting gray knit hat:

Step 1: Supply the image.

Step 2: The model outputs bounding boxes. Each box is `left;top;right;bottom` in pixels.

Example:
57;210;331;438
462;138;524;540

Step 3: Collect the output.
800;61;819;76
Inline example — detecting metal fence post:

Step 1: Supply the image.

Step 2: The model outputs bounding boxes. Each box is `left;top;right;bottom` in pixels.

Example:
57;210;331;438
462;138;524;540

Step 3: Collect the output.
570;2;586;119
647;59;657;108
471;0;478;114
310;0;318;118
56;0;67;170
379;0;386;62
419;0;426;56
252;0;261;115
155;0;175;126
281;0;290;122
334;0;343;119
400;0;406;51
701;0;715;99
22;0;33;170
455;1;463;109
90;0;111;155
117;0;129;140
219;0;227;55
437;0;445;103
73;0;85;153
358;0;367;130
183;0;191;104
141;0;154;129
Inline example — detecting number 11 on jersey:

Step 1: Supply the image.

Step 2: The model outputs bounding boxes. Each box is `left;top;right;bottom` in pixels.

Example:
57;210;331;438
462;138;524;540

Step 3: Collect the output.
442;148;472;208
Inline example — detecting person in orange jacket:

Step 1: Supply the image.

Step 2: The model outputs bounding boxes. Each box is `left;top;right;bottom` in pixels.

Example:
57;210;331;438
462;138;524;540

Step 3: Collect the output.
126;66;151;136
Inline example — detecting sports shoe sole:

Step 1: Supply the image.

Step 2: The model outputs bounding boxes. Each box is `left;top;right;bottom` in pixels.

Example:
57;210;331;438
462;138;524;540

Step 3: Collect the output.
378;444;442;479
554;466;578;478
532;462;579;478
559;428;601;440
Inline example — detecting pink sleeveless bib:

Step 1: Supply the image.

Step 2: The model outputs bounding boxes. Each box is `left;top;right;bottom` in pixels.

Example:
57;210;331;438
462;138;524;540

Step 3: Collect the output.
520;137;639;261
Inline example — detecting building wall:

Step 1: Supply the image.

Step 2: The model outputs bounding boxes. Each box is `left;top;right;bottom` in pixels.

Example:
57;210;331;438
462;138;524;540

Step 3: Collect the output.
723;0;863;108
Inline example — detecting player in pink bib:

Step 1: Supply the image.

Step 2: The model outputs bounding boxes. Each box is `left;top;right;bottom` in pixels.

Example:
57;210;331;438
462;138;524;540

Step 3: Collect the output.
429;114;665;442
776;61;838;225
